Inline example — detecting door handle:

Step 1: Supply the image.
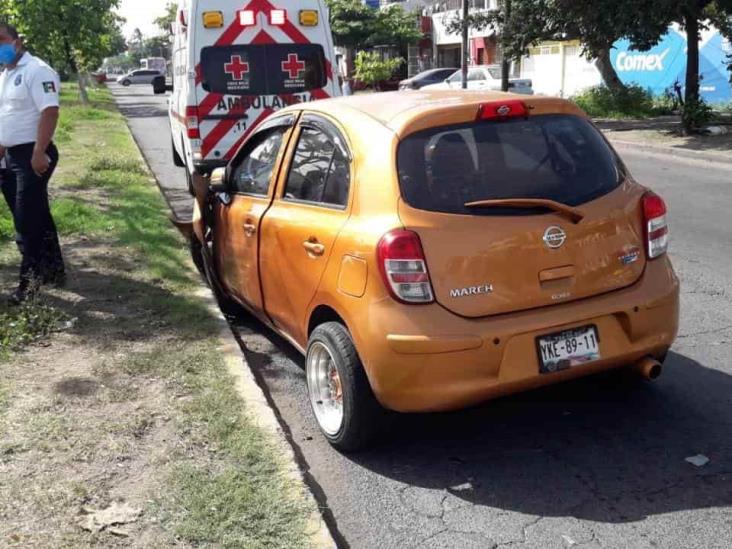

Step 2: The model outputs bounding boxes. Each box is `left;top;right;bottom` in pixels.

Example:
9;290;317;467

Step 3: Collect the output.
243;221;257;236
302;239;325;257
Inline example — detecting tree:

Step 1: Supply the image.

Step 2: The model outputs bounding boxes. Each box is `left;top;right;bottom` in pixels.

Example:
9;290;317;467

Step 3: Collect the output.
326;0;421;76
667;0;732;129
5;0;125;103
446;0;673;93
154;2;178;35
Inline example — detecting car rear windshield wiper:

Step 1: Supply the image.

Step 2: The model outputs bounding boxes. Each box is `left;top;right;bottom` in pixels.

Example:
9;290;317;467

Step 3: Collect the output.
464;198;585;223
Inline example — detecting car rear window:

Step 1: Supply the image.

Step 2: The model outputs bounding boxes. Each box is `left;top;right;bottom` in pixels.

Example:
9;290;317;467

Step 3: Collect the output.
397;114;622;215
201;44;327;96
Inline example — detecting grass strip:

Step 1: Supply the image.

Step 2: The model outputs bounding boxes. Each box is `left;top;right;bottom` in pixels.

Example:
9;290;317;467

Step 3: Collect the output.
0;83;314;547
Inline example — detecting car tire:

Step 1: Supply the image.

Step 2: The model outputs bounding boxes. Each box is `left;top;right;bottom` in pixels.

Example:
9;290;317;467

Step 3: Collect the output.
172;138;185;168
306;322;383;451
121;79;131;87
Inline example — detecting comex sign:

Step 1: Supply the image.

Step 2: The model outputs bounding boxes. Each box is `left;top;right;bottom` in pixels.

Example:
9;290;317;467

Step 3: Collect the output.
615;49;670;72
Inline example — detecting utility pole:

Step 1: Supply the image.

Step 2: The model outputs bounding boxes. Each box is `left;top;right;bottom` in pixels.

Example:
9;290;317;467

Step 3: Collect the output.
501;0;511;92
461;0;469;89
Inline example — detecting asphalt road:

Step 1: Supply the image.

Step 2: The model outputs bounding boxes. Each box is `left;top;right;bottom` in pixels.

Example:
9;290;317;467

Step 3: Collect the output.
110;83;732;549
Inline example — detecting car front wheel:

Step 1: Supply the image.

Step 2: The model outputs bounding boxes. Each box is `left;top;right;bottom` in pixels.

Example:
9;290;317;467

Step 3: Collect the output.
121;79;131;86
306;322;383;451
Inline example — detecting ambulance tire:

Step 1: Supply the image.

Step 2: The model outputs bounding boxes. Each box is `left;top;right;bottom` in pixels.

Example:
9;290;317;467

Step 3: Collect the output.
172;138;185;167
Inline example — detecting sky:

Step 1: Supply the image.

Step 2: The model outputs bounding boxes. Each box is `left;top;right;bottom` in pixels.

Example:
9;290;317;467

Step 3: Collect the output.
117;0;172;39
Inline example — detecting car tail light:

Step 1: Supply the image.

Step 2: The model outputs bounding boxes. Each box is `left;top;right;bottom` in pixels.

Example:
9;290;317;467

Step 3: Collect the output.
238;10;255;26
476;100;528;121
269;9;286;25
185;106;200;139
642;191;668;259
377;230;434;304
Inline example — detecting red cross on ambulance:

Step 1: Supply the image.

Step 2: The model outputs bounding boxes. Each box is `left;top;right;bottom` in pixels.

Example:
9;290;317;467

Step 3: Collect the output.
224;55;250;80
281;53;306;79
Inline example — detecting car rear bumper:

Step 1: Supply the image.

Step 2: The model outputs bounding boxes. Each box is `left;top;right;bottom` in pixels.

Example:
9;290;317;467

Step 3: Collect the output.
357;257;679;412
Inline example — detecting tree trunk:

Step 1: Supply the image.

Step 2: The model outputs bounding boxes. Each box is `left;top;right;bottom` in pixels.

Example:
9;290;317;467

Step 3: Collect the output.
684;13;700;106
501;0;511;92
78;73;90;105
595;48;626;93
63;38;89;106
460;0;469;89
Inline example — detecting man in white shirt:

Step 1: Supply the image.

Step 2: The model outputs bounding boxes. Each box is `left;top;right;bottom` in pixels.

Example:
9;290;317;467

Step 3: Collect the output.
0;22;64;304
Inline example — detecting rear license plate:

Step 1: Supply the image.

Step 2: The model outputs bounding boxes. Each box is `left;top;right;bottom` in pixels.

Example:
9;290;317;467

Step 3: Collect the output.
537;325;600;373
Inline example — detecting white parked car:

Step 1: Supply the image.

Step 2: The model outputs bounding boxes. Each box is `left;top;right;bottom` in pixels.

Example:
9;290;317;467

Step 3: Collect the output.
116;69;163;86
422;65;533;95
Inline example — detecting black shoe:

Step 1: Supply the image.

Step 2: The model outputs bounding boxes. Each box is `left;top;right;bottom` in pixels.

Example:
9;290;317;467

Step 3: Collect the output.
7;277;40;306
42;269;66;287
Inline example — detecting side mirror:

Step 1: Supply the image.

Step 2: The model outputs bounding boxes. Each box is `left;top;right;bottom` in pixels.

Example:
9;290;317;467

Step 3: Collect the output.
209;167;228;194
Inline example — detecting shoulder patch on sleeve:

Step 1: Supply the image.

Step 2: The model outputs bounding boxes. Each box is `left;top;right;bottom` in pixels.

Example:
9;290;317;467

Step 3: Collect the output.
42;81;57;93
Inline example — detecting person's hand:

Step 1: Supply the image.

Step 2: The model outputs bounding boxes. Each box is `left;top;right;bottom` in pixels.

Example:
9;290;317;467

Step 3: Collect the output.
31;149;50;176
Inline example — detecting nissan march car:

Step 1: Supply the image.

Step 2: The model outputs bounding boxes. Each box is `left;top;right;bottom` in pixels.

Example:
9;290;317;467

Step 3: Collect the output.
184;90;679;451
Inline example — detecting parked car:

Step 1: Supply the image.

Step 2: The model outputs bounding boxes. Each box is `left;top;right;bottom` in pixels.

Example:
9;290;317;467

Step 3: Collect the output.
116;69;163;86
182;90;679;451
398;67;459;90
423;65;534;95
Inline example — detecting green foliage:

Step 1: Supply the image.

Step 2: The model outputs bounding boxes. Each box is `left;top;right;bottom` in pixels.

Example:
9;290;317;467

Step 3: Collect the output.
572;85;656;118
0;297;67;358
354;51;403;88
153;2;178;34
682;97;715;131
4;0;125;73
326;0;422;48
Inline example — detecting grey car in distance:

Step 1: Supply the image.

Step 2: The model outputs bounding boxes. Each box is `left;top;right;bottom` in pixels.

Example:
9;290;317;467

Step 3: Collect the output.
117;69;163;86
398;68;459;90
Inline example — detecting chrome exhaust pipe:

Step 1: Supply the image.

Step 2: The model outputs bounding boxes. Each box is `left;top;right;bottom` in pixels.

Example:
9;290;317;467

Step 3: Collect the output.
634;356;663;380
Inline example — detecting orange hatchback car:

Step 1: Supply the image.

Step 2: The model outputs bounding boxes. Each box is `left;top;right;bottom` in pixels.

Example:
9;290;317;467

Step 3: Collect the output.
185;90;679;450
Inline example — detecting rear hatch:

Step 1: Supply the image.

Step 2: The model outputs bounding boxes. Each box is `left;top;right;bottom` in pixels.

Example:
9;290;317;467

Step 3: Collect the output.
396;111;646;318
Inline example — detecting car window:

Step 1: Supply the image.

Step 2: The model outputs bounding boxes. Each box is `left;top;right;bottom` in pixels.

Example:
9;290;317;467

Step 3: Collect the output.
468;69;485;81
284;126;350;207
397;114;622;216
230;128;286;195
486;67;501;79
446;71;462;83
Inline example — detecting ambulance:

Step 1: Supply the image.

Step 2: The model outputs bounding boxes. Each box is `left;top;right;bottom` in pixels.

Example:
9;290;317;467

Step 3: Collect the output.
158;0;340;186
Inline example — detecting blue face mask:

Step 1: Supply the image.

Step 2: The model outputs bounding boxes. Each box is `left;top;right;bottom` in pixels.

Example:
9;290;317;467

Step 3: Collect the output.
0;43;17;65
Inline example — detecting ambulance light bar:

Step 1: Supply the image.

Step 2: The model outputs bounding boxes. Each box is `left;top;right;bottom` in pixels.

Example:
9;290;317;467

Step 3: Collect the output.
269;9;286;26
202;11;224;28
238;10;255;27
299;10;318;26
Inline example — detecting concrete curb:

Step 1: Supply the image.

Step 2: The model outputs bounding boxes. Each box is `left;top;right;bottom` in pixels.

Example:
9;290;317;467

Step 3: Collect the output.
607;136;732;169
197;288;337;549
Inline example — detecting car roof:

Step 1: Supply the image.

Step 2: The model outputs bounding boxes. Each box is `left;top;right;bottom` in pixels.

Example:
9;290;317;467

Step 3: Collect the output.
285;90;586;137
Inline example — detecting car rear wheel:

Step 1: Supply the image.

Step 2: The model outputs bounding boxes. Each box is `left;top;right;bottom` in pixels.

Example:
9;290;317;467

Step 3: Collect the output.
306;322;383;451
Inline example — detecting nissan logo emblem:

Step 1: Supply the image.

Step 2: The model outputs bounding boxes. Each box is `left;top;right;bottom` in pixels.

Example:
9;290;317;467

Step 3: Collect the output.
543;226;567;249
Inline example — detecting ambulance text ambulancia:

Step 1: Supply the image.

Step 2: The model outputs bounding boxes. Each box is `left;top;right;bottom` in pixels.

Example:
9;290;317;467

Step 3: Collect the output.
161;0;339;189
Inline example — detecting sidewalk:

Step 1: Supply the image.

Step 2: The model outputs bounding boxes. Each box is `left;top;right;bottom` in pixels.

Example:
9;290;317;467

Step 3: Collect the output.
596;114;732;166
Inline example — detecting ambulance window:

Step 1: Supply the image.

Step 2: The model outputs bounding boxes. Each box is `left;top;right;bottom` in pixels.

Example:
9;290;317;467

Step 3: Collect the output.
201;44;328;96
230;128;286;196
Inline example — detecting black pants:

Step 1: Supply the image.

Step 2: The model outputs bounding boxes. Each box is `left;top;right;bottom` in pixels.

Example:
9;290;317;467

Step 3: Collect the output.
1;142;64;282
